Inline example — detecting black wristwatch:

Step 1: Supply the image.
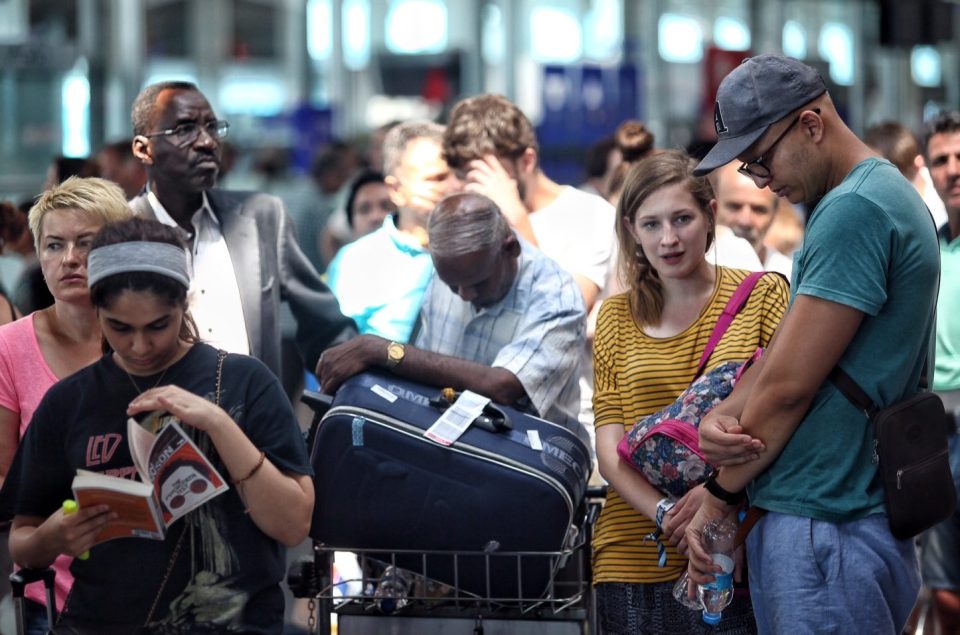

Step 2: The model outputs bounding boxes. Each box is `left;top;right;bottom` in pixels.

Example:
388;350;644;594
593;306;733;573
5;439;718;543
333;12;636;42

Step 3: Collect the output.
704;471;746;505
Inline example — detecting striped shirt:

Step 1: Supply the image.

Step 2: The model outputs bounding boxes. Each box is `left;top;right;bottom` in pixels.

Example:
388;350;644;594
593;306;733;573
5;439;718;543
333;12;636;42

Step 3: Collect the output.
416;239;586;438
592;267;789;584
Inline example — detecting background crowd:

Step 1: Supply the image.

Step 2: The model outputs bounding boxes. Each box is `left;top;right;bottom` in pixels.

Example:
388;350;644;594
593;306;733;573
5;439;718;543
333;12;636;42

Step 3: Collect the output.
0;50;957;634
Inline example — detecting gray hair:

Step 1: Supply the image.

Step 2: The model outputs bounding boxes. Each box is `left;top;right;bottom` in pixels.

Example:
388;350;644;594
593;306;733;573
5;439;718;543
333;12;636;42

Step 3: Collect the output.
428;193;512;258
382;120;445;177
131;80;201;136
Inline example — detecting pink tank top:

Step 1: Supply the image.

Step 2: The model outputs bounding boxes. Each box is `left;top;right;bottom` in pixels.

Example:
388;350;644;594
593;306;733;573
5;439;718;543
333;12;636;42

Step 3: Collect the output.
0;314;75;610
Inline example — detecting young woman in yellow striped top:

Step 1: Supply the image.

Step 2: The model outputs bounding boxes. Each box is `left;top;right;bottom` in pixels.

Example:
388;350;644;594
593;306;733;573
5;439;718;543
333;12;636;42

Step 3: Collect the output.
592;150;789;633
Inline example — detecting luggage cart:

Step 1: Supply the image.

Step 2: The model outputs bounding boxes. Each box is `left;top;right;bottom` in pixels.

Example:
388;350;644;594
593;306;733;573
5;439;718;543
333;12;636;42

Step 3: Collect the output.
289;487;605;635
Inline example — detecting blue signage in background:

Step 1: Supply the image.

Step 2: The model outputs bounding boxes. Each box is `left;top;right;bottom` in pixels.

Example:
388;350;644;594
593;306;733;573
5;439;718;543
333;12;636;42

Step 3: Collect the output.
537;63;640;186
288;103;335;175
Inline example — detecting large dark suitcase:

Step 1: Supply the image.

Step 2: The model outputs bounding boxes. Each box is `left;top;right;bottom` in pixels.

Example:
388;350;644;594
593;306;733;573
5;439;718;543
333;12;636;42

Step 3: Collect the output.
306;371;591;600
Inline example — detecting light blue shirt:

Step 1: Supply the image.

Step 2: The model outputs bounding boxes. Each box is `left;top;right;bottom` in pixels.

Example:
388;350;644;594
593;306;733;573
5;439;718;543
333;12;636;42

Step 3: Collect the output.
416;239;587;437
327;215;433;342
934;224;960;392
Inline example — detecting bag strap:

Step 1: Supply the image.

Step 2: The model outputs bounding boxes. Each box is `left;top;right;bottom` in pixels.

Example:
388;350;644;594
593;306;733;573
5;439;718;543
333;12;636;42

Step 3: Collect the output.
696;271;766;378
145;347;227;627
829;357;930;419
215;348;227;406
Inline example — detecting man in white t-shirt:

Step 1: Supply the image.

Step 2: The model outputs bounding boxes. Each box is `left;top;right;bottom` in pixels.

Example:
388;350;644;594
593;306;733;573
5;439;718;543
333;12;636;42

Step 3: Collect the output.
443;94;615;312
710;161;793;278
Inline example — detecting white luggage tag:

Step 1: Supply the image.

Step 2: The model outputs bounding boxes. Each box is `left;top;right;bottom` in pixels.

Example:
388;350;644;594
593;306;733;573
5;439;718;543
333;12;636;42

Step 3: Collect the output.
424;390;490;446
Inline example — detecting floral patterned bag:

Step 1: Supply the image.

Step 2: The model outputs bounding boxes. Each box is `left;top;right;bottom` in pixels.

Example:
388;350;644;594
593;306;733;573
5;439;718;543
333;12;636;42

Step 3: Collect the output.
616;354;759;498
616;271;767;499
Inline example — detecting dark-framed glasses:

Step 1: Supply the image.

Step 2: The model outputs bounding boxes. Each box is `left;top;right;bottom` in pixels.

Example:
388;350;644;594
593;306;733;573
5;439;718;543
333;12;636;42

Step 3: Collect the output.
145;120;230;147
738;108;820;180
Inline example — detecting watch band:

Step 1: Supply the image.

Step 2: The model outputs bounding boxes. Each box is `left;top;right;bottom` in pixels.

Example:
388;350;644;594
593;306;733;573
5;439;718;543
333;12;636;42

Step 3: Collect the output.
654;498;675;531
704;471;746;505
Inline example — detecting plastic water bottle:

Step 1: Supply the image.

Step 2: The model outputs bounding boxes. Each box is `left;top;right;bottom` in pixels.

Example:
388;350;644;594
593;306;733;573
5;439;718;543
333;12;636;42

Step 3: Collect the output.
672;569;702;610
374;565;411;614
697;518;737;625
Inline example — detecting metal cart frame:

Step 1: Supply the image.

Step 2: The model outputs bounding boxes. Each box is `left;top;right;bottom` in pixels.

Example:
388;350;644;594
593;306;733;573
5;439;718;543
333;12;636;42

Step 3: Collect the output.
290;489;605;635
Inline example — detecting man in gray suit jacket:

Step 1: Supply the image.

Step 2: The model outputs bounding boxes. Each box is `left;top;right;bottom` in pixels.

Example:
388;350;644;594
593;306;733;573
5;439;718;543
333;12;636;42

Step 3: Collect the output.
128;81;356;380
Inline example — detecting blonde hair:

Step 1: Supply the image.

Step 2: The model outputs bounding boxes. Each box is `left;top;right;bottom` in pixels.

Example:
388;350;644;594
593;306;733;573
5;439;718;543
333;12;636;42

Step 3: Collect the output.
615;150;716;326
28;176;133;252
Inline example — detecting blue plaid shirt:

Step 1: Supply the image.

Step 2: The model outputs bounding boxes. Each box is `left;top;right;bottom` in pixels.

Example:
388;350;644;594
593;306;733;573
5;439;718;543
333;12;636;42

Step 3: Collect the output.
416;240;586;437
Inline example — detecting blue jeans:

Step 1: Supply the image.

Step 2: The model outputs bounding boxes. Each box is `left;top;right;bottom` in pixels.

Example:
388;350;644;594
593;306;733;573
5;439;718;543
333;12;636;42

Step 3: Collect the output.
23;599;50;635
920;432;960;589
746;511;920;634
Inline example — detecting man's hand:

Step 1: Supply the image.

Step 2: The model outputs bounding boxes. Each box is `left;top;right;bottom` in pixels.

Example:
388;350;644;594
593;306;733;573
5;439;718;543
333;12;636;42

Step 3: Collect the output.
685;495;738;585
699;412;765;466
317;335;387;394
661;485;706;554
463;155;537;244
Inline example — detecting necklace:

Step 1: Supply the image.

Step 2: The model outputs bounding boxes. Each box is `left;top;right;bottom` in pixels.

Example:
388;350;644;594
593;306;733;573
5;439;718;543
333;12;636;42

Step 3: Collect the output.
124;363;171;395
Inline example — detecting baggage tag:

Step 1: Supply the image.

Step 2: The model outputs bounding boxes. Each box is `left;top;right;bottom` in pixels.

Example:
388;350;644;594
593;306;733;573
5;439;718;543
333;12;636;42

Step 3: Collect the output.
425;390;490;446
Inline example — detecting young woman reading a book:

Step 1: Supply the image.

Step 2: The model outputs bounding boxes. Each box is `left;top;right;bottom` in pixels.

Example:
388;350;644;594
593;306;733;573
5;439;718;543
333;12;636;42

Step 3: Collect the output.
4;217;314;634
591;150;789;633
0;177;132;633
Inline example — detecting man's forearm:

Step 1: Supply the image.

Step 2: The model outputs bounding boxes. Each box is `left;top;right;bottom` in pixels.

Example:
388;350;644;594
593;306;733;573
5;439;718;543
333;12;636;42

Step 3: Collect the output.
394;346;526;406
711;354;766;419
712;377;815;493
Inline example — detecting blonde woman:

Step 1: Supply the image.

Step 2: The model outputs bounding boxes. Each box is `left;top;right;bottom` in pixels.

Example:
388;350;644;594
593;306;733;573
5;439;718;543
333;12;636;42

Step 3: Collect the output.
0;177;132;629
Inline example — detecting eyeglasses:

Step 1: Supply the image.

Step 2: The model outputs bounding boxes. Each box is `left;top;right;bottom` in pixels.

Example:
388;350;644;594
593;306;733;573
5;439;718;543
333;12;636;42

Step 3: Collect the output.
738;108;820;180
144;120;230;147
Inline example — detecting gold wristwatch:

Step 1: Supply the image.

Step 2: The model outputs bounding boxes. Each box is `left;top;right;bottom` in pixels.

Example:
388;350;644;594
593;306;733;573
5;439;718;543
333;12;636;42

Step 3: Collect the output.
385;341;405;368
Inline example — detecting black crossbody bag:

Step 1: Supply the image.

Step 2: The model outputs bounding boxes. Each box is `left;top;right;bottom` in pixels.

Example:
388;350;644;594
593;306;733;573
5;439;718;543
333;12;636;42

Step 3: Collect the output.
830;364;956;539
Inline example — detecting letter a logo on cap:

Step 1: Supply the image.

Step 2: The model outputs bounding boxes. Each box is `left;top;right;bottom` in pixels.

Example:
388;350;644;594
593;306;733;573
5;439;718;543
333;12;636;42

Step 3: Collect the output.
714;101;728;136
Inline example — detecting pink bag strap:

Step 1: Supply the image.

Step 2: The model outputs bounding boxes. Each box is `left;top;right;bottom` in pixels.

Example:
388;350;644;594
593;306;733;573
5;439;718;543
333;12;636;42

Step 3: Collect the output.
696;271;766;378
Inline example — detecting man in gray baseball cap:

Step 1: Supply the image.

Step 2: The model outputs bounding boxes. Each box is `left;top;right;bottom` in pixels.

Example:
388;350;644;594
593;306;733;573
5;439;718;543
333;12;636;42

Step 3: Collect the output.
685;54;938;633
694;54;826;177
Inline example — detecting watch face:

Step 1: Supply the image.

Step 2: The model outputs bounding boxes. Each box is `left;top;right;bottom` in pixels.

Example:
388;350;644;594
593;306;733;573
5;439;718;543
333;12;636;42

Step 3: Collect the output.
387;342;404;365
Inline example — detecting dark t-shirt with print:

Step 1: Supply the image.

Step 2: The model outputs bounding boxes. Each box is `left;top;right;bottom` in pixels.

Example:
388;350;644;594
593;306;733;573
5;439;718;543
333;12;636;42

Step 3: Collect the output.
5;343;311;634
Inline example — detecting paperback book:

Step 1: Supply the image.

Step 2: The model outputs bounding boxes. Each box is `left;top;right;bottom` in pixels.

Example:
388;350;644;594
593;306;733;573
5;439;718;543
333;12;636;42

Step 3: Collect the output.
71;412;228;544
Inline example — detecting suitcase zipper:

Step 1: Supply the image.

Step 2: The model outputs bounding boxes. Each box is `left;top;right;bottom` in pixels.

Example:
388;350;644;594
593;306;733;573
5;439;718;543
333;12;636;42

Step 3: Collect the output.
323;405;578;522
895;449;948;490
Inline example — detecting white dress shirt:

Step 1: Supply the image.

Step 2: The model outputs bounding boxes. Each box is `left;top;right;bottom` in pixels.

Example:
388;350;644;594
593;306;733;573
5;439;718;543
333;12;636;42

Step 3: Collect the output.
146;190;250;355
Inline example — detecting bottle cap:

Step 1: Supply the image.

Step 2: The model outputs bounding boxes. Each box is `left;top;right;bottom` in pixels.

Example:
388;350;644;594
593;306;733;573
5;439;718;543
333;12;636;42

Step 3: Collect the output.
702;610;721;625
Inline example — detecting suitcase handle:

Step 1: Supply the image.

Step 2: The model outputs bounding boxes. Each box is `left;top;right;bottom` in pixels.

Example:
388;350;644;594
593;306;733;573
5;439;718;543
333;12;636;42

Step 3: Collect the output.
9;567;55;594
429;392;513;433
11;568;57;631
301;390;334;417
473;406;512;433
303;384;515;436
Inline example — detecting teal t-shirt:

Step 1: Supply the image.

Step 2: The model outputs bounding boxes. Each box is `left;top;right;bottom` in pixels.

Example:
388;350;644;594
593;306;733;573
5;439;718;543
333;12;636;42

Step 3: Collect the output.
934;226;960;391
749;158;940;522
326;215;434;343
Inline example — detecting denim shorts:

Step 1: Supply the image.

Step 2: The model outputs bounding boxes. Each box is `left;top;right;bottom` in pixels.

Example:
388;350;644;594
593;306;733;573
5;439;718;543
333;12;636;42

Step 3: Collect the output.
746;511;920;634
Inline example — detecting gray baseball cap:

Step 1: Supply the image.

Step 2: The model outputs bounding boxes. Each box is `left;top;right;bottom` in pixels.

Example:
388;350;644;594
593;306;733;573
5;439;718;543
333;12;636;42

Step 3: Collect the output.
694;54;827;176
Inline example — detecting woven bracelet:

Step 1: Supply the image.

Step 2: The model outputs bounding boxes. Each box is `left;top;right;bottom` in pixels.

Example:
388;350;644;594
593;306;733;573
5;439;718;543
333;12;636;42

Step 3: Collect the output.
233;451;266;485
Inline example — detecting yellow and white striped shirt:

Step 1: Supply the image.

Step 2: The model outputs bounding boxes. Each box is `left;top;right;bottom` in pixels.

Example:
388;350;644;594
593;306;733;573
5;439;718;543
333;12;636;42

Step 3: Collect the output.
591;267;789;584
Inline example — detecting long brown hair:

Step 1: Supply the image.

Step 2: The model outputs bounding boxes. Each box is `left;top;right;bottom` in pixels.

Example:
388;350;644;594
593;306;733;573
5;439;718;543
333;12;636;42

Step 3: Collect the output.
615;149;716;326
